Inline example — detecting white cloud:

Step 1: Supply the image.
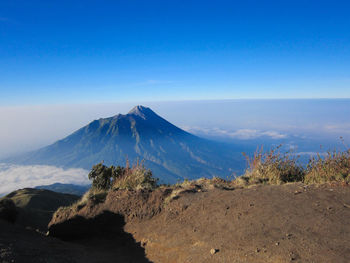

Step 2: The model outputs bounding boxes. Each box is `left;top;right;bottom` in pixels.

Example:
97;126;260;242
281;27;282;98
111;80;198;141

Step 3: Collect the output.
295;152;328;157
182;126;287;140
323;124;350;134
0;163;89;196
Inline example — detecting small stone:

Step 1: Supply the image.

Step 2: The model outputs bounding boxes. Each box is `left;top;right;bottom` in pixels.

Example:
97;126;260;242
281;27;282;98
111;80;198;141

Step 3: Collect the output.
275;242;280;246
141;238;148;247
210;248;219;255
289;251;297;261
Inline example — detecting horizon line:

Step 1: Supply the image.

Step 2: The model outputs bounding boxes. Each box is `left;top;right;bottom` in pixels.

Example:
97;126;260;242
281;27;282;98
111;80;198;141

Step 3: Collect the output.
1;97;350;108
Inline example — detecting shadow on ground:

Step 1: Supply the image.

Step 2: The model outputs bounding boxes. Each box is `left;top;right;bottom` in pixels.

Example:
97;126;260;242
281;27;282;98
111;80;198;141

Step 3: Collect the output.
0;210;151;263
49;210;152;262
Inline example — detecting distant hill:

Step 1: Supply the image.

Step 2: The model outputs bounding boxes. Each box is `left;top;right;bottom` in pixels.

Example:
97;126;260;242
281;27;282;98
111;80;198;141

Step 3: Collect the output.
1;188;79;231
35;183;90;196
7;106;244;183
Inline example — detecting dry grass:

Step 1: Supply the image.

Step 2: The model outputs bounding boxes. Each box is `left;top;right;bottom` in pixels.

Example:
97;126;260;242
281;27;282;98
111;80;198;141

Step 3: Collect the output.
240;145;305;185
112;160;158;190
304;149;350;184
53;188;108;219
234;143;350;186
53;145;350;215
164;177;235;205
53;160;158;216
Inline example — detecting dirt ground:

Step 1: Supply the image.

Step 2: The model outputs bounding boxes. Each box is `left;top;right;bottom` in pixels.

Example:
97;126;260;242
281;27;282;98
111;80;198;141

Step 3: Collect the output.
125;183;350;263
2;183;350;263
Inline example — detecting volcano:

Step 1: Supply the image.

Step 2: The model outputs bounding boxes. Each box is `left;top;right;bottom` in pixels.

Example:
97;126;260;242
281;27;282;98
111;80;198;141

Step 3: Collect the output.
8;106;243;183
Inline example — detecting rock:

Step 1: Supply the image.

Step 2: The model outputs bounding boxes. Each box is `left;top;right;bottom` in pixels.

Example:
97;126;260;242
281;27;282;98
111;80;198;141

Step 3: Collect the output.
141;238;148;247
289;251;297;261
210;248;219;255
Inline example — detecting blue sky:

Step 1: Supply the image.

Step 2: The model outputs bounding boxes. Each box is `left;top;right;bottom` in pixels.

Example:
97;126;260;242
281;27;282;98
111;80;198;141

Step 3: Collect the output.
1;0;350;105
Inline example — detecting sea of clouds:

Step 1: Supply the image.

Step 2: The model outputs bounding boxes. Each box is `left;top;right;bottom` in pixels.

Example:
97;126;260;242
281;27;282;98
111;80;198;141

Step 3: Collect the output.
0;163;89;196
181;126;288;140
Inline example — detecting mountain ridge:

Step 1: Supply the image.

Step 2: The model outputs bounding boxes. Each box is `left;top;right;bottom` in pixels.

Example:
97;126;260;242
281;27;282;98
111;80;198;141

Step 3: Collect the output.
6;106;243;183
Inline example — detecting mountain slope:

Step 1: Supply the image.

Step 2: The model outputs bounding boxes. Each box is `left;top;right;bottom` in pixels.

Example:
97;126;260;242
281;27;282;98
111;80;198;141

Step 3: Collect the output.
35;183;90;196
1;188;79;231
8;106;243;183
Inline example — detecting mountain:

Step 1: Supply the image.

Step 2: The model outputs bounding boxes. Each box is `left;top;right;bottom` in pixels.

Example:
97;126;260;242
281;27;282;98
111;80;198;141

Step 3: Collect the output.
7;106;244;183
35;183;90;196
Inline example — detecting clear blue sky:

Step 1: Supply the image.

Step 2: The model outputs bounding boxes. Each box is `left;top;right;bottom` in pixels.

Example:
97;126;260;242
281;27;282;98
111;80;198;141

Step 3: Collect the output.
1;0;349;105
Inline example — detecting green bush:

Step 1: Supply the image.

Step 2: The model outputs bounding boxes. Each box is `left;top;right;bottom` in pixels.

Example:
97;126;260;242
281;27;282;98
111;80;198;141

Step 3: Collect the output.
88;162;125;190
88;160;158;191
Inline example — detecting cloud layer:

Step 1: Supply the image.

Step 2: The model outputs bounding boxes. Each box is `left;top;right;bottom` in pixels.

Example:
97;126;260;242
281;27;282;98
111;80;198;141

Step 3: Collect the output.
183;126;288;140
0;163;89;196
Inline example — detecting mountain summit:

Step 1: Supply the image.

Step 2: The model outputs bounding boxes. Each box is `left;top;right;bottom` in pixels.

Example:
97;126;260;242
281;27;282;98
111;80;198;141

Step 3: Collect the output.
128;105;155;118
8;106;243;183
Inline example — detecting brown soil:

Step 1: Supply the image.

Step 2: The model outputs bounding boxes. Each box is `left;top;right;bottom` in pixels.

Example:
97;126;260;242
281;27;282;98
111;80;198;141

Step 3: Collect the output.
127;183;350;263
13;183;350;262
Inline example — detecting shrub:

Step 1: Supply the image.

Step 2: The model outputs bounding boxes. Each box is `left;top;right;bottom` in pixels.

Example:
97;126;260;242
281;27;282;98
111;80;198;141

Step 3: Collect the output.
112;160;158;190
237;143;350;186
241;145;305;185
88;160;158;191
88;162;126;190
88;162;113;190
304;149;350;184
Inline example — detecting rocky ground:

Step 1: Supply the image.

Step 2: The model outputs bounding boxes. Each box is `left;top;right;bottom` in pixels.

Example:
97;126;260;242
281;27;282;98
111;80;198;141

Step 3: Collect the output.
1;183;350;262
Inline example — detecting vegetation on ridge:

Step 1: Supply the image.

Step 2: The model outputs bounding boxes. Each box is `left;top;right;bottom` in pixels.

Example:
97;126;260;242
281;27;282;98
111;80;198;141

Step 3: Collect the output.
54;160;159;216
240;145;304;185
54;144;350;218
88;160;158;191
236;144;350;186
